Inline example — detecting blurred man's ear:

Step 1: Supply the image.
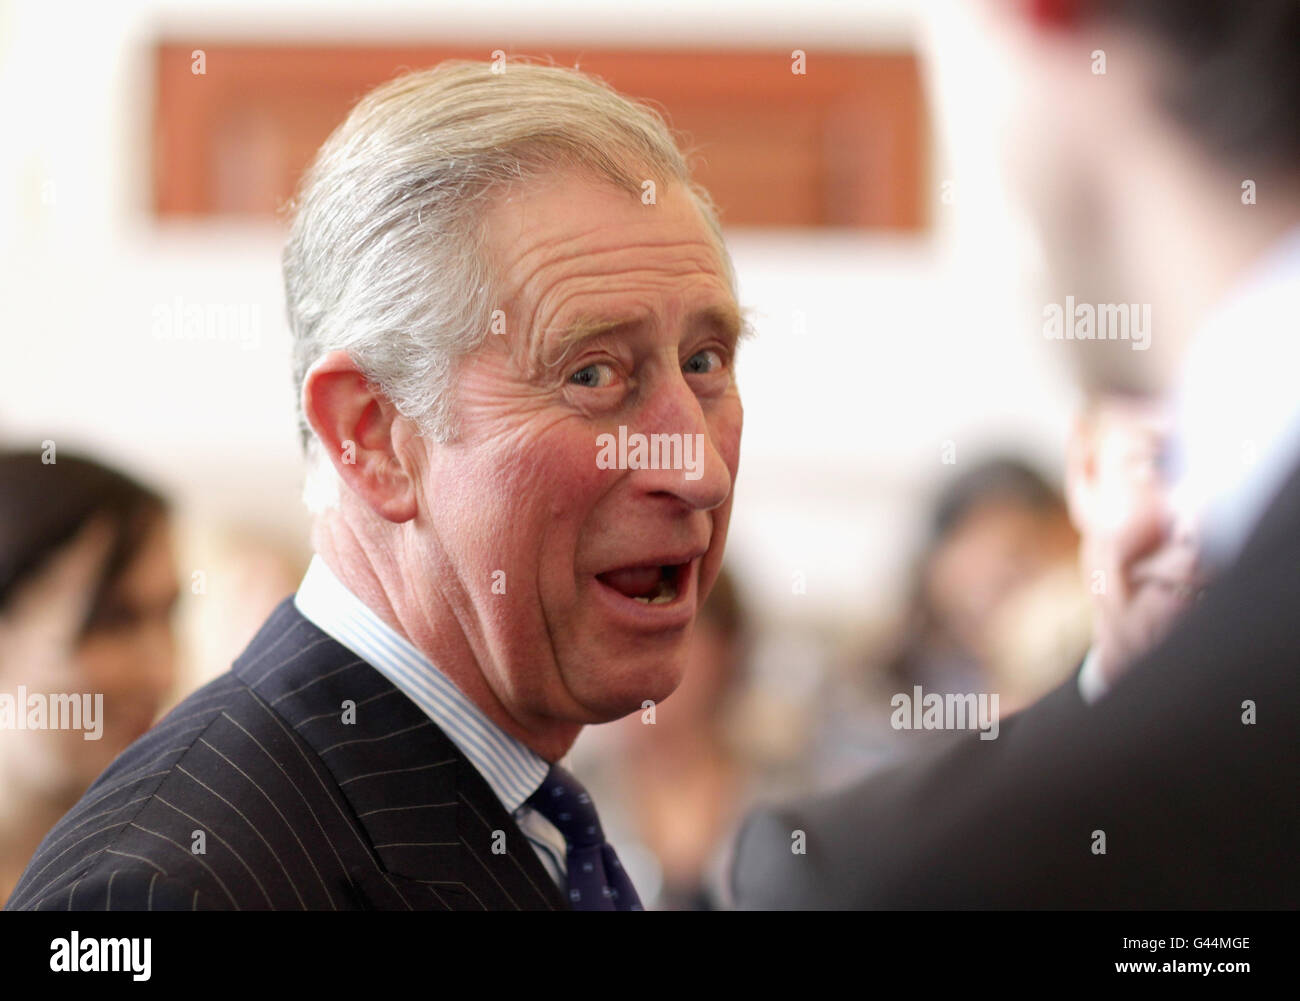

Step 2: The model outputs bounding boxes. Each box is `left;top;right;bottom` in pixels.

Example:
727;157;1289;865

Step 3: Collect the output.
1064;409;1099;532
301;350;418;523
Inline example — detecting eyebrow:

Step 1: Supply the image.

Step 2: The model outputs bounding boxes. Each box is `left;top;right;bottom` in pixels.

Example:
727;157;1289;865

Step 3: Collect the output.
541;302;750;367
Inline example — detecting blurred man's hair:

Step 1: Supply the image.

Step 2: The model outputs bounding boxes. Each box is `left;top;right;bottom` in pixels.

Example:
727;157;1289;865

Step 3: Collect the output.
1096;0;1300;169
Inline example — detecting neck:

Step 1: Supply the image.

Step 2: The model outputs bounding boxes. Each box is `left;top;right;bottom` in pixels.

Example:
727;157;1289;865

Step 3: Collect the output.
312;512;580;763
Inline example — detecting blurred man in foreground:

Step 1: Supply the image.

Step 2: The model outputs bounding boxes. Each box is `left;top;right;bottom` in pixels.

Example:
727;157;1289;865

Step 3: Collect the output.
732;0;1300;908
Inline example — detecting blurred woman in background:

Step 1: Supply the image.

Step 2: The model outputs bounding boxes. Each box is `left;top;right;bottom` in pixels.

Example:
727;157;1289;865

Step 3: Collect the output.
882;456;1083;699
0;451;179;903
807;456;1089;787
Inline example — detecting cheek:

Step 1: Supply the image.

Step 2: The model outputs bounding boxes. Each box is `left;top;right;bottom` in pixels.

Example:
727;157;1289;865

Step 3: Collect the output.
74;637;128;688
1113;492;1168;573
713;396;744;472
448;429;612;599
1089;484;1152;557
75;631;170;695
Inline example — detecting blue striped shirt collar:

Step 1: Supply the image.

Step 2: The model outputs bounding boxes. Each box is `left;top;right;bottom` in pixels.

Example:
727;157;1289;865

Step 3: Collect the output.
292;554;549;813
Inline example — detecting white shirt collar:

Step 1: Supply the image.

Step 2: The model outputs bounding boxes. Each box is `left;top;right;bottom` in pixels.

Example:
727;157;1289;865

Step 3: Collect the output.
1077;646;1108;706
1174;224;1300;566
292;554;549;812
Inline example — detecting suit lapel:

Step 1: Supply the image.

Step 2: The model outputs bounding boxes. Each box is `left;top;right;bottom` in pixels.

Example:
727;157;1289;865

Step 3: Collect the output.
449;745;569;910
235;600;567;910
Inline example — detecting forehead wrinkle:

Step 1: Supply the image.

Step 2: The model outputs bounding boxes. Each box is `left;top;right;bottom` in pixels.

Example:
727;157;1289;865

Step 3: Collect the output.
494;209;695;293
494;182;722;267
485;173;733;300
512;246;735;372
503;230;728;311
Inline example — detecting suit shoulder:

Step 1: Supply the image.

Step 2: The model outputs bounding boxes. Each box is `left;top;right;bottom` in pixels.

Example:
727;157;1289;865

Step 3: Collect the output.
88;670;249;791
16;860;212;911
4;671;274;911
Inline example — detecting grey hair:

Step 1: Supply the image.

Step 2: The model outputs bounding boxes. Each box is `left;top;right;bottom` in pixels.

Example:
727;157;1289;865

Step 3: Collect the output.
282;59;733;509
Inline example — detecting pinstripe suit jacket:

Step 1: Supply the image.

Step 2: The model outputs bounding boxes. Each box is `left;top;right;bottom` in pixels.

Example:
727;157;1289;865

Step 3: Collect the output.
5;599;568;911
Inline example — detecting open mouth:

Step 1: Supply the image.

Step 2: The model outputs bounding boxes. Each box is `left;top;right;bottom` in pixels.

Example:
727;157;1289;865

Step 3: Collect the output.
595;563;688;605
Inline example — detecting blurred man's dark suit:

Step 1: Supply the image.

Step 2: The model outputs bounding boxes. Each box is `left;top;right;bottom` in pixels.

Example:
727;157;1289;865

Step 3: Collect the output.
731;460;1300;908
5;600;566;910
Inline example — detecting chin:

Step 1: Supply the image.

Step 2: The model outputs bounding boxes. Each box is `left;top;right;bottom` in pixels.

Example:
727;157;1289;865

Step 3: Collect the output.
567;645;690;722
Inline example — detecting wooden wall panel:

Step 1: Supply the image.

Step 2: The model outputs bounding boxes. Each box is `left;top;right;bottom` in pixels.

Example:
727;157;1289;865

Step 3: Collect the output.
154;44;927;229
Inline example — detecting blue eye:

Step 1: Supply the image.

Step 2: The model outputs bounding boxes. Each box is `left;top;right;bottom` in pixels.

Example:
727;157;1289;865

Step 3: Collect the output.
684;350;720;375
569;363;611;388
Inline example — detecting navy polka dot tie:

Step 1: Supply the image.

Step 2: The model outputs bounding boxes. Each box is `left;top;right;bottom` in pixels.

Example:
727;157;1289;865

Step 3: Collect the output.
526;764;643;911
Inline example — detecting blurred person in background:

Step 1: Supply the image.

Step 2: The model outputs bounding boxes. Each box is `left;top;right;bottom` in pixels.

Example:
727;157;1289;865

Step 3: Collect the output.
573;566;753;909
732;0;1300;907
883;456;1081;698
809;457;1086;787
979;393;1209;725
1065;393;1205;703
0;451;178;904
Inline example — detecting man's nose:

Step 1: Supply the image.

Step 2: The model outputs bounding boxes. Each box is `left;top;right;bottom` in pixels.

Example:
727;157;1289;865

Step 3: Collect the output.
628;374;734;512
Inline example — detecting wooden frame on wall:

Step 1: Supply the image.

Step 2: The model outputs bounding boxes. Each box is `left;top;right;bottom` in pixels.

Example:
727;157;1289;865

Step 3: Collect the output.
154;43;927;230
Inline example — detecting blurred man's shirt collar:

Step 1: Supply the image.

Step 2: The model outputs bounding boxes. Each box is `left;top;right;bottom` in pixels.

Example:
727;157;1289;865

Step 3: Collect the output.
1174;223;1300;568
1077;646;1108;706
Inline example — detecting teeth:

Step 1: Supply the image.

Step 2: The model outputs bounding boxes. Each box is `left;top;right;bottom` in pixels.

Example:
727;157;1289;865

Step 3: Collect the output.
631;574;677;604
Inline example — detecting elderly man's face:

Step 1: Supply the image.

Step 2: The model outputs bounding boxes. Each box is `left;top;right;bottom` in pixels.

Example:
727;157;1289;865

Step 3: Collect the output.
412;170;742;730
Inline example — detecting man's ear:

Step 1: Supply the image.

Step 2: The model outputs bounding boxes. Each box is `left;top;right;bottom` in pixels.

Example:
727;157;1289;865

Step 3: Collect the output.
301;350;418;523
1064;410;1097;532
